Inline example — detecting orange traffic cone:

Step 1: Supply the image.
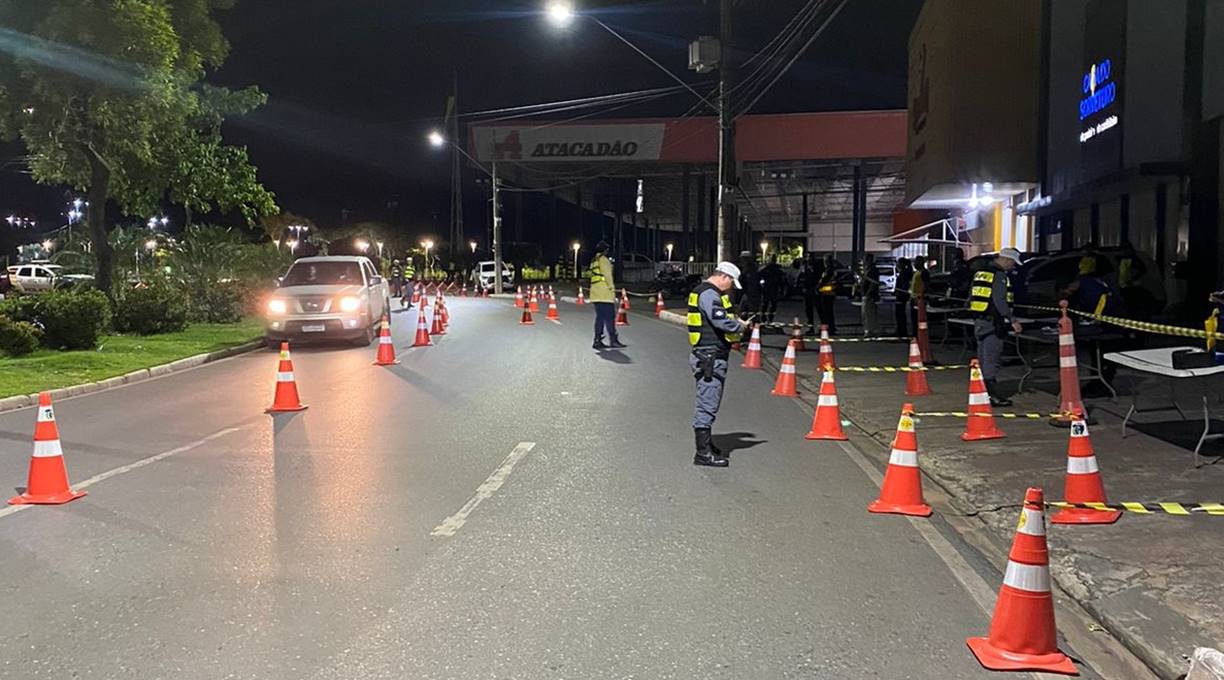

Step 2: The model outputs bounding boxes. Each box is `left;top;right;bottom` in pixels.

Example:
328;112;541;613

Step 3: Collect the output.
412;305;432;346
916;296;934;364
7;392;87;505
440;295;450;329
805;370;848;440
741;324;763;369
267;342;308;412
771;339;800;397
547;295;560;320
1051;414;1121;525
411;284;422;307
818;324;836;370
967;487;1077;675
868;403;932;516
1052;301;1086;426
621;288;630;310
655;292;664;317
528;288;539;313
373;315;398;365
616;303;630;326
961;359;1005;441
905;338;933;396
520;299;535;325
790;317;806;351
576;286;586;305
514;286;524;308
430;301;446;335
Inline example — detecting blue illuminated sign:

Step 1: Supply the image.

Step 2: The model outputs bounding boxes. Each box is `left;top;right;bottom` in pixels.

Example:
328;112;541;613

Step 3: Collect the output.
1079;59;1116;121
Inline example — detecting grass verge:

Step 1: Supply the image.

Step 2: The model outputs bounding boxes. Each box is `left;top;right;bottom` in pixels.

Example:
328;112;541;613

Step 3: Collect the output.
0;318;264;399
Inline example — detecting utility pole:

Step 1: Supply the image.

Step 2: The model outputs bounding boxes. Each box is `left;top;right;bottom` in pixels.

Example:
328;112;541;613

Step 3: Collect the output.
449;70;464;262
492;159;504;295
716;0;737;263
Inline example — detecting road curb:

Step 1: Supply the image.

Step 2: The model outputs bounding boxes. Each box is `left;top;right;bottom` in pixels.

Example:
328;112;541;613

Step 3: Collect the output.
0;338;264;414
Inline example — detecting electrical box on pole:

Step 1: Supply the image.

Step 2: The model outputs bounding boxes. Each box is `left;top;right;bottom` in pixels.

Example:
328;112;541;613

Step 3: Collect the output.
688;36;721;74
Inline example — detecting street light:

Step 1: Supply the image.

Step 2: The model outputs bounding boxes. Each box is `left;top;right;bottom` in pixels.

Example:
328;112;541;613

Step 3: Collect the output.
572;241;581;276
470;240;478;254
665;243;674;262
286;239;299;253
355;239;370;253
145;239;158;252
546;1;575;26
376;241;385;258
42;239;54;252
423;239;434;276
427;131;505;294
428;130;446;148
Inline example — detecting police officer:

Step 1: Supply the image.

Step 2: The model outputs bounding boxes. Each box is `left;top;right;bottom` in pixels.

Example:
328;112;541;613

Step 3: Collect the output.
389;259;404;298
969;247;1023;406
688;262;748;468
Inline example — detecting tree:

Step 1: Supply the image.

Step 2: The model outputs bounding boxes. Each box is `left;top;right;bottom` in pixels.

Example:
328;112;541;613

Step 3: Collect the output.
0;0;277;294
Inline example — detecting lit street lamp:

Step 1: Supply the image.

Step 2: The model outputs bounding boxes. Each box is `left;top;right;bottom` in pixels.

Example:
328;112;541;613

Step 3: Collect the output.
428;130;446;148
572;241;581;276
423;239;434;276
355;239;370;254
428;130;505;294
42;239;54;252
546;1;575;26
470;240;478;254
286;239;299;253
376;241;385;259
665;243;674;262
760;241;769;259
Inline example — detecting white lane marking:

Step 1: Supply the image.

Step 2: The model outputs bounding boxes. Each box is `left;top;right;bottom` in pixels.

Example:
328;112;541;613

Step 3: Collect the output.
549;319;563;326
0;427;242;521
431;442;536;537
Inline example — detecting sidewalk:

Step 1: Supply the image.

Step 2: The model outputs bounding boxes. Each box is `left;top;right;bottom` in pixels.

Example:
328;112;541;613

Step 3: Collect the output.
655;299;1223;679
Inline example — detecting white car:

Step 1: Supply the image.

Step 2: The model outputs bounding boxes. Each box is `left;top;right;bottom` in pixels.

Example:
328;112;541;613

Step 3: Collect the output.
9;263;93;292
265;256;391;347
472;260;515;289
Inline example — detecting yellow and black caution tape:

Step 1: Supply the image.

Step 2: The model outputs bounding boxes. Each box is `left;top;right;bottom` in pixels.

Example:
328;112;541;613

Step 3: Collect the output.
1048;501;1224;516
1016;303;1224;344
913;411;1057;420
836;364;969;373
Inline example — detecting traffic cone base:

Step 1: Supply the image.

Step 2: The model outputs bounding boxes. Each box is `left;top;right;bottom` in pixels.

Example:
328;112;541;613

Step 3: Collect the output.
966;635;1077;675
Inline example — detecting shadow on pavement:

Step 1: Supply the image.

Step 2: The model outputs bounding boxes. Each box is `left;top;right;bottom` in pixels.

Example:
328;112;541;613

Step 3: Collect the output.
597;350;633;364
714;431;766;454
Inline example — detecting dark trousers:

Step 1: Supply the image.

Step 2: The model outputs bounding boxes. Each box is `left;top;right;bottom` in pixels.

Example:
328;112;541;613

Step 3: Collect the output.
818;295;837;334
593;302;618;342
894;293;910;337
762;295;779;324
803;293;817;328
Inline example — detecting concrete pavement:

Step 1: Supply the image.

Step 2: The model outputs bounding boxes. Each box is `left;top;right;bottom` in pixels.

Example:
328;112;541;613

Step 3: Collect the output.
0;296;1126;678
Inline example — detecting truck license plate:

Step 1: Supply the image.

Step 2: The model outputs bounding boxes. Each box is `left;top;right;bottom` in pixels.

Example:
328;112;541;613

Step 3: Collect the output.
302;324;325;333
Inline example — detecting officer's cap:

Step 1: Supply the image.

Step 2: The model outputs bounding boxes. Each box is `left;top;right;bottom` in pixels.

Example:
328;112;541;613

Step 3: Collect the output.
997;247;1023;265
715;262;742;289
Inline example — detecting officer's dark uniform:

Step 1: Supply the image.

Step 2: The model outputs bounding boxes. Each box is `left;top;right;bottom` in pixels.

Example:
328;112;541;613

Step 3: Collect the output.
389;262;404;298
969;264;1014;402
688;282;743;465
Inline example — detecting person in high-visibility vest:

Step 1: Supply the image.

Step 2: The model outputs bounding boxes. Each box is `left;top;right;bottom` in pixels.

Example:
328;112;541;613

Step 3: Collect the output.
687;262;747;468
588;241;623;349
816;253;839;335
969;247;1023;406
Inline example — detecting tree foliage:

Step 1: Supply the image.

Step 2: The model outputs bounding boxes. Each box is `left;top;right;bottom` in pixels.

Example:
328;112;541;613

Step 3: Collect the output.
0;0;277;292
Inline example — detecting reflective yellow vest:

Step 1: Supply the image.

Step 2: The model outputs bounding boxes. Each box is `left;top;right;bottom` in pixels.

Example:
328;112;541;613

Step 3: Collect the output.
687;282;741;347
969;269;1013;316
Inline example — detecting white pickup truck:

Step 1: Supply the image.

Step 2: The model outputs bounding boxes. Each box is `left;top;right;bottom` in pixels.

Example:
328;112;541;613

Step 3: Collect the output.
9;263;95;293
264;256;391;347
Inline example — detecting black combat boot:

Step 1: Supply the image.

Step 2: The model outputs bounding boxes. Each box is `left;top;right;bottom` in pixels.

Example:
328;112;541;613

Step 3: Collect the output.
693;428;728;468
985;379;1013;407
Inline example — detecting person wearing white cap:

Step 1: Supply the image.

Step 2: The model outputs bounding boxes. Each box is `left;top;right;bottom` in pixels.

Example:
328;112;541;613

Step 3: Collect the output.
969;247;1024;406
686;262;750;468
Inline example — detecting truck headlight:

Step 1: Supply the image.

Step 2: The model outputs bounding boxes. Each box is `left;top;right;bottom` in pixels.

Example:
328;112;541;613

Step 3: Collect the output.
338;296;362;313
268;299;287;315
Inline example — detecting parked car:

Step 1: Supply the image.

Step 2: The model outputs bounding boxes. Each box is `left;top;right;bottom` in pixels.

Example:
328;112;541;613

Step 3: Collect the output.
1021;247;1165;318
8;263;94;292
265;256;391;347
472;260;516;289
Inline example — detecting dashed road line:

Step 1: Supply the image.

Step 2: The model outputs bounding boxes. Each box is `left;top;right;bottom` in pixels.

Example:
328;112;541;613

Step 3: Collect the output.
431;441;536;537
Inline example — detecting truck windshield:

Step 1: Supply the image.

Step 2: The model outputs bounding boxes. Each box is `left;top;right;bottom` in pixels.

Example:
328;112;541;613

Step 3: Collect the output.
281;261;362;286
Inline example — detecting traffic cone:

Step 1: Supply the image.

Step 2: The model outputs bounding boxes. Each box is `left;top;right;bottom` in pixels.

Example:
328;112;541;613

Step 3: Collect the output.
547;295;560;320
373;315;398;365
621;288;630;310
905;338;933;396
529;288;540;313
655;292;665;317
961;359;1006;441
461;286;468;297
1051;414;1121;525
868;403;932;516
267;342;308;412
771;339;800;397
1051;300;1086;427
616;303;630;326
514;286;524;308
576;286;586;305
413;305;432;346
741;324;763;369
439;295;450;328
7;393;86;505
430;301;446;335
548;285;555;301
790;317;806;351
411;284;422;307
967;487;1077;675
805;370;848;440
818;325;836;371
916;296;934;363
520;299;535;325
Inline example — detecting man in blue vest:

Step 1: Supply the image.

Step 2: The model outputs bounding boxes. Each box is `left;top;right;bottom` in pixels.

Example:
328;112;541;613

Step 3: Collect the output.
687;262;749;468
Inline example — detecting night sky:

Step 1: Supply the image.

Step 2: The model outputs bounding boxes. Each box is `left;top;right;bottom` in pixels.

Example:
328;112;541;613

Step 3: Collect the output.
1;0;921;236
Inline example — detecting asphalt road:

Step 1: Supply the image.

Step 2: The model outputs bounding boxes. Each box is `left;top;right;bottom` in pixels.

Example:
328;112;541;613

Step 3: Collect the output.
0;297;1102;679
